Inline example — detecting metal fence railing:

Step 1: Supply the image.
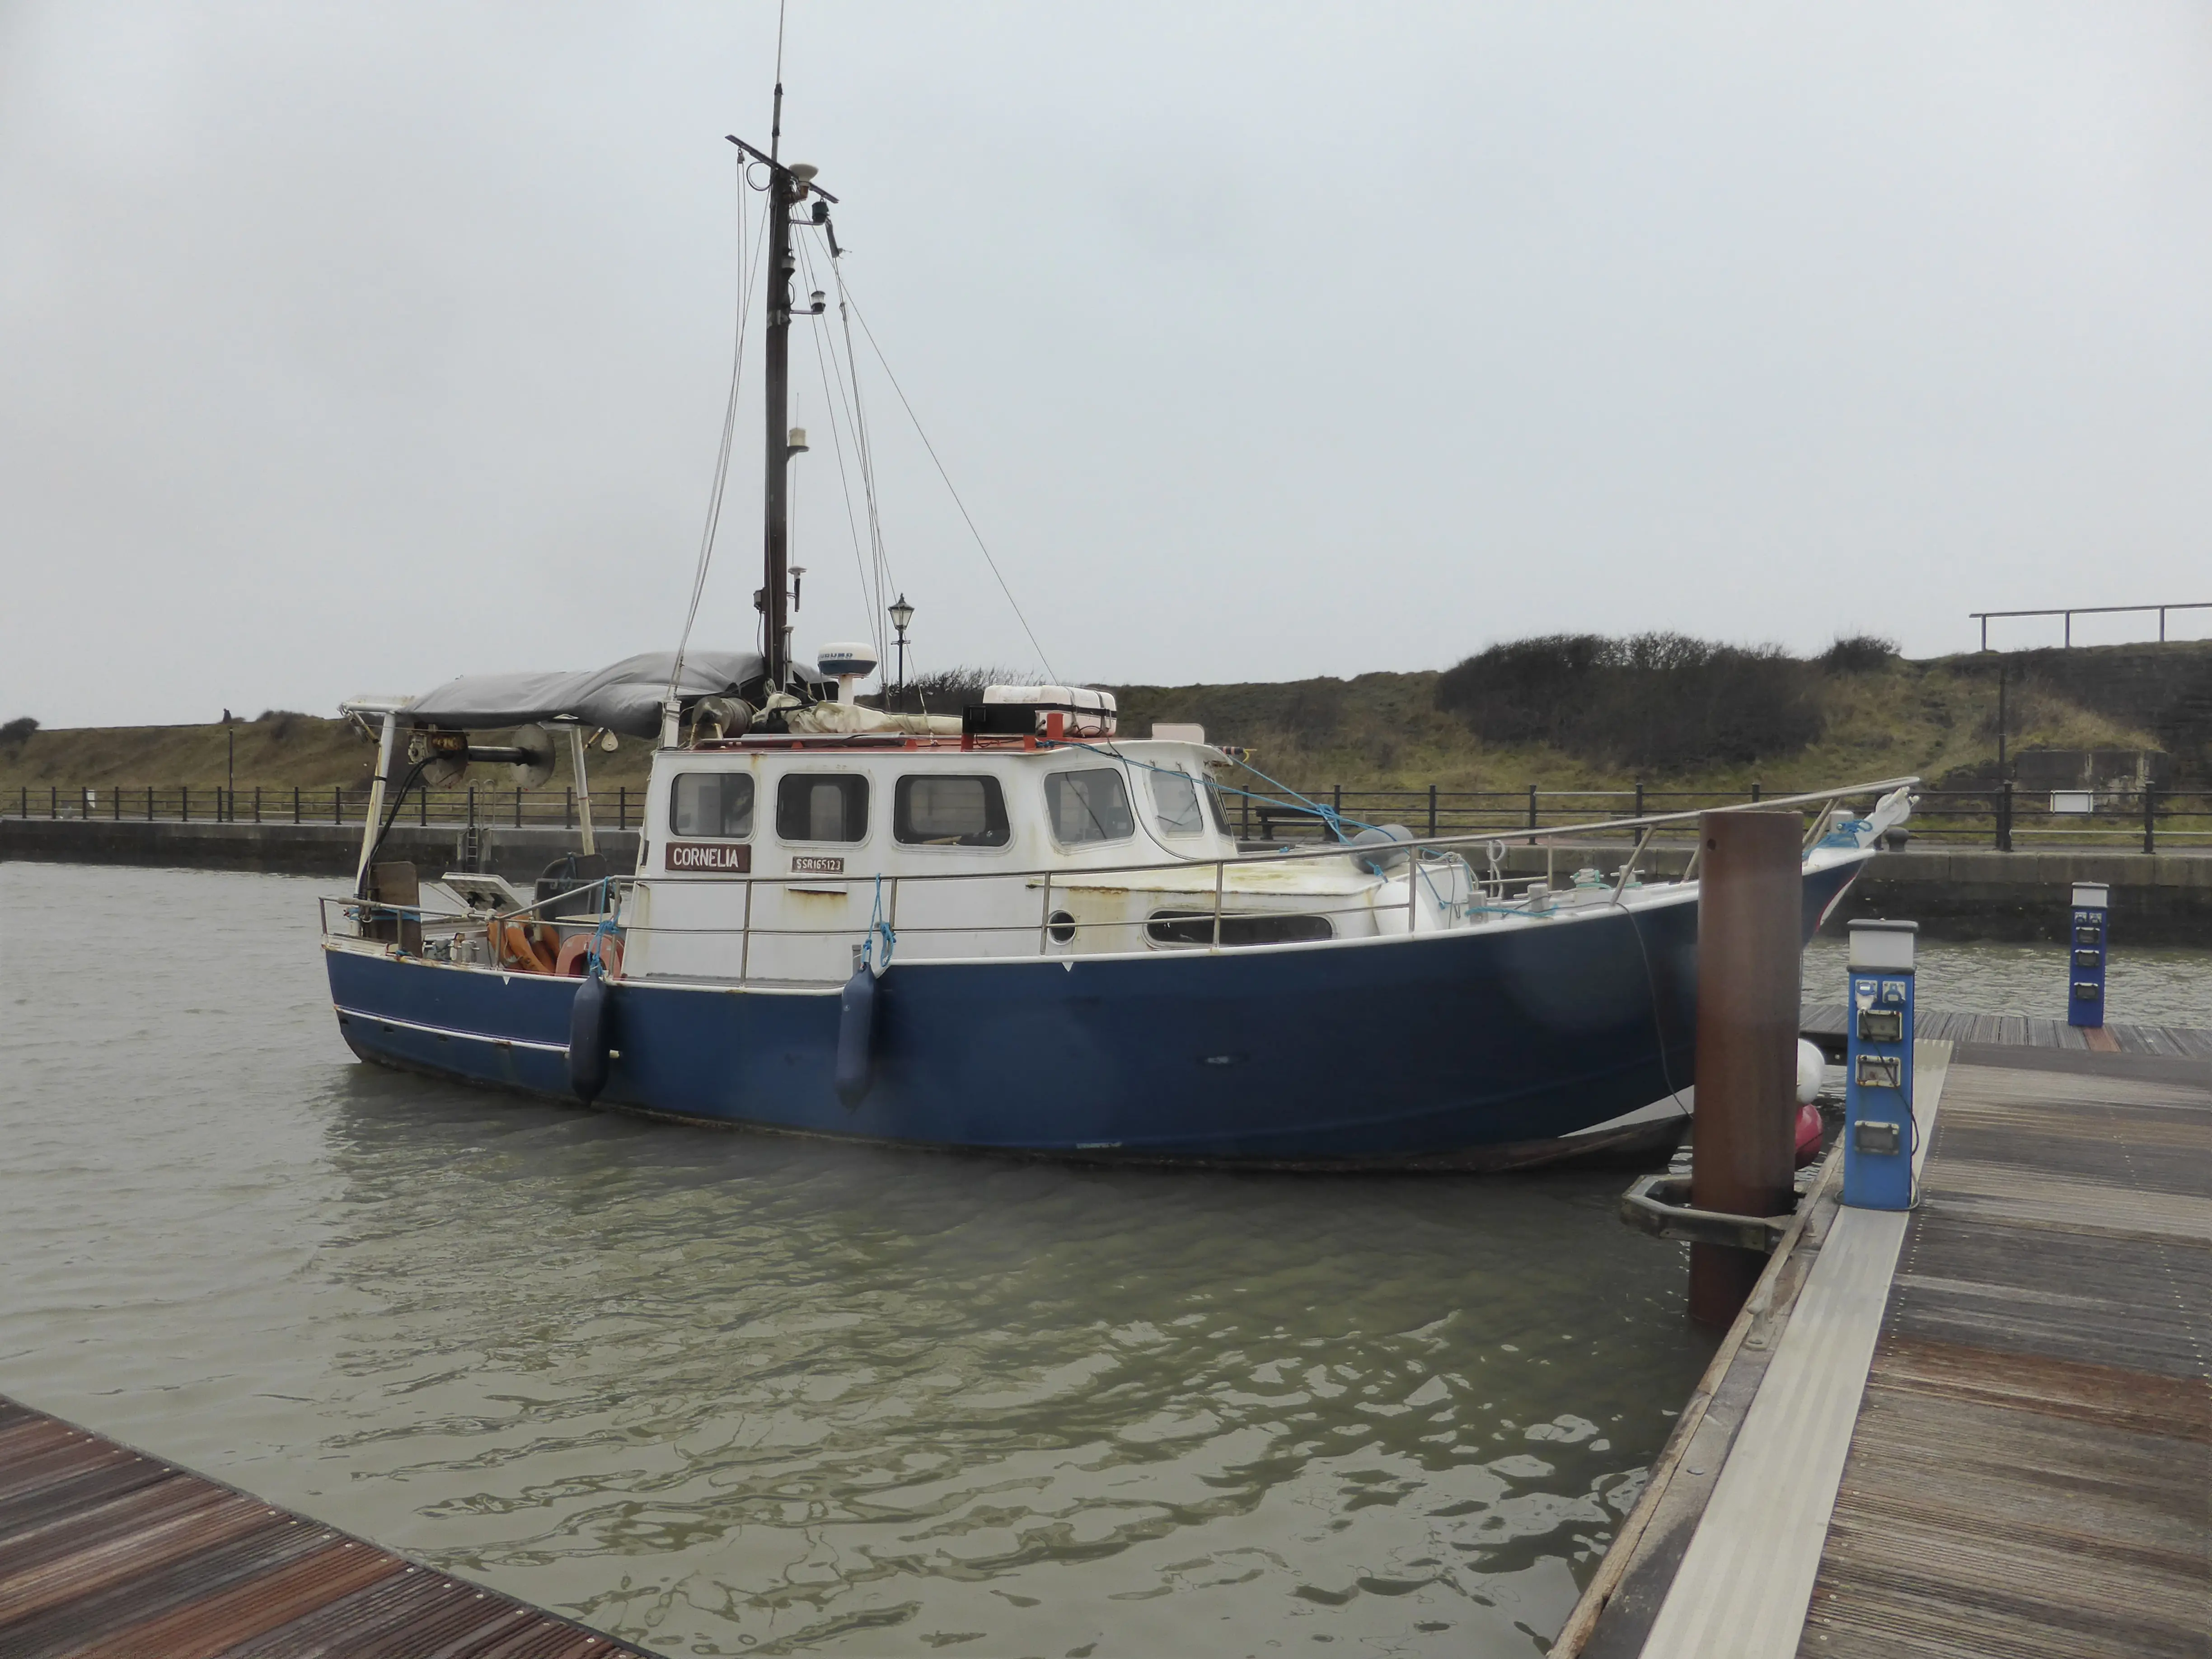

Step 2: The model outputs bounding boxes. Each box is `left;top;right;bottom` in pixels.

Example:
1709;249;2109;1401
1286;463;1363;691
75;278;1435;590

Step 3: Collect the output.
3;783;644;832
1218;784;2212;855
10;779;2209;853
1895;785;2212;854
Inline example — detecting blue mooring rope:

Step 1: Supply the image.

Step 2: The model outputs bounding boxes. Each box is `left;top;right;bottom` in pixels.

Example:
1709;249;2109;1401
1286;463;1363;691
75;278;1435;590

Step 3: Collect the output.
862;873;897;973
585;876;620;975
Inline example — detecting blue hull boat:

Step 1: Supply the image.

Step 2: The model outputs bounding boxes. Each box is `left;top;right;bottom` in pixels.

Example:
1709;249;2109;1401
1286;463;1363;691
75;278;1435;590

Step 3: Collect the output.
324;848;1869;1168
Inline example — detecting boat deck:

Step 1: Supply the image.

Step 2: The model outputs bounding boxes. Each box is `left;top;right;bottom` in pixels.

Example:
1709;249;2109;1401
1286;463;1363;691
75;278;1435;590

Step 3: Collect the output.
0;1397;656;1659
1556;1039;2211;1658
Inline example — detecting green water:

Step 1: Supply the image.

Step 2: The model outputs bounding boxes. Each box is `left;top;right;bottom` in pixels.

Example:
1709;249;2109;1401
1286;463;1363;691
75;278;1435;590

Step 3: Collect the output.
1804;934;2212;1026
0;863;1721;1656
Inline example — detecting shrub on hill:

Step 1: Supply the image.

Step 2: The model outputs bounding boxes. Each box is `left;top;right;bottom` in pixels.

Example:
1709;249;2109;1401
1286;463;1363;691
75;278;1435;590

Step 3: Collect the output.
1435;633;1823;771
1818;635;1898;673
0;717;37;748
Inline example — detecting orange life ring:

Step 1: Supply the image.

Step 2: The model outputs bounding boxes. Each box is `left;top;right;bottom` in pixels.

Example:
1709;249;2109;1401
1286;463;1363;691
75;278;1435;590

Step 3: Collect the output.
492;918;557;974
555;933;623;979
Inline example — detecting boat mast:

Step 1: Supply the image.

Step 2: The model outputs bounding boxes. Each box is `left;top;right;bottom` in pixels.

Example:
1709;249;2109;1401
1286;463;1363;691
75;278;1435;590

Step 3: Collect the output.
760;80;795;691
729;90;833;697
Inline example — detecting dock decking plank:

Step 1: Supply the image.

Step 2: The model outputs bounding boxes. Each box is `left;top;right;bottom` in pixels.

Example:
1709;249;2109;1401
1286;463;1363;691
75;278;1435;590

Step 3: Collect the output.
1799;1003;2212;1062
1797;1051;2212;1658
1560;1038;2210;1658
0;1397;657;1659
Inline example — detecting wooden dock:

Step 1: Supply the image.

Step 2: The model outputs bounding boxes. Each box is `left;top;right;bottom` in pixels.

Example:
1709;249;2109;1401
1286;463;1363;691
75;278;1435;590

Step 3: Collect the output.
0;1397;657;1659
1555;1037;2210;1658
1801;1001;2212;1060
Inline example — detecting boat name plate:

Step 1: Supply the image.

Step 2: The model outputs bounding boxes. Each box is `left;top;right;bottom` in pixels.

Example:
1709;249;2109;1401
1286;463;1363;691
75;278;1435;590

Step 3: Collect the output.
790;855;846;876
666;841;752;873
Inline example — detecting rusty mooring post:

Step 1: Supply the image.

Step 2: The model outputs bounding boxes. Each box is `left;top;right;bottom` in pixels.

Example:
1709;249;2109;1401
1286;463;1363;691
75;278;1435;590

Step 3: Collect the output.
1689;810;1802;1327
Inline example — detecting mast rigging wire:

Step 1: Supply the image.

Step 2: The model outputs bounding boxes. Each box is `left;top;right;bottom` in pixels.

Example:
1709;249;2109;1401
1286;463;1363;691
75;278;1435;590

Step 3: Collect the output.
837;265;900;677
796;235;892;666
667;171;770;708
836;280;1058;684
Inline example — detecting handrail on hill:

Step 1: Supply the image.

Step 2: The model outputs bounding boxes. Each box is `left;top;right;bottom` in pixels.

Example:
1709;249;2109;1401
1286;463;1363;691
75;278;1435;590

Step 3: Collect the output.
1970;601;2210;651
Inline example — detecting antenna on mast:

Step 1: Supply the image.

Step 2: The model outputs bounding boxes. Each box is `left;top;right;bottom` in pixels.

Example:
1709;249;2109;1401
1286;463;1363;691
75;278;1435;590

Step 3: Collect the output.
770;0;787;163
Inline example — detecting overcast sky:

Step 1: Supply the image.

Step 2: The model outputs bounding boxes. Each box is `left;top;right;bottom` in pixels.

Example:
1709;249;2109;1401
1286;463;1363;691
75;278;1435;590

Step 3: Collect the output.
3;2;2207;726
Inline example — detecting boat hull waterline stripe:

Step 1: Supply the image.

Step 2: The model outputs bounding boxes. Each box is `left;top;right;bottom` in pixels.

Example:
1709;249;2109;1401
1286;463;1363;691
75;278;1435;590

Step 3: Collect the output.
334;1006;571;1055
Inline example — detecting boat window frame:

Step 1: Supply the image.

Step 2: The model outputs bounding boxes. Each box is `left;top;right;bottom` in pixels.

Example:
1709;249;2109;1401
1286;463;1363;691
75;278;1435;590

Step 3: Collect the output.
1148;767;1207;839
1145;909;1336;949
892;773;1012;850
1043;765;1137;849
1203;777;1235;838
667;770;756;840
773;770;873;846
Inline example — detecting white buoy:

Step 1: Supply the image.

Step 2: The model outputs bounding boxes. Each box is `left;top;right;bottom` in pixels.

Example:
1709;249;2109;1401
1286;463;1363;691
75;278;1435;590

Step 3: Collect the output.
1796;1038;1826;1106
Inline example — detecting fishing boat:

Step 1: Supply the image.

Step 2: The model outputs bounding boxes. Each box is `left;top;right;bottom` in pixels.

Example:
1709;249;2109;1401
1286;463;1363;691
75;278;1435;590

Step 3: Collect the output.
321;112;1916;1167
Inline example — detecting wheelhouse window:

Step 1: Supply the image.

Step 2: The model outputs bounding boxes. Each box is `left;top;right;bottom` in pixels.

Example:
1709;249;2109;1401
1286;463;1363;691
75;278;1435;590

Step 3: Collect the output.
895;775;1009;847
1147;910;1335;947
1045;768;1134;846
1149;769;1205;837
1204;779;1234;836
670;773;754;838
776;773;869;843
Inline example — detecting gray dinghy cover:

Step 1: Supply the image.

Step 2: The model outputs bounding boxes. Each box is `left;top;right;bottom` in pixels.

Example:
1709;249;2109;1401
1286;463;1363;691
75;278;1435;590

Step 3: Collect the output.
407;651;796;738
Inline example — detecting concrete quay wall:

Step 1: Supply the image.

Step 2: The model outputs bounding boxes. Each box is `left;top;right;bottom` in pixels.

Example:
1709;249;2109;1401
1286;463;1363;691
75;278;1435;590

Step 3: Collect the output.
1494;843;2211;942
1834;847;2212;942
0;817;639;885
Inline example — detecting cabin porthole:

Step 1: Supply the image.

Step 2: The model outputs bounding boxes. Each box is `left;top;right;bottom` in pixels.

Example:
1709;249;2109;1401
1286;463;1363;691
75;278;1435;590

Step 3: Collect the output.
1048;910;1077;944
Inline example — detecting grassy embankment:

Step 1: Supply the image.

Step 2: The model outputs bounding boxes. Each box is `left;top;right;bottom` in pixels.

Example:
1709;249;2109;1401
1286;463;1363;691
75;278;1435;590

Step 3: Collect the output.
4;642;2196;800
0;714;660;798
1111;648;2180;794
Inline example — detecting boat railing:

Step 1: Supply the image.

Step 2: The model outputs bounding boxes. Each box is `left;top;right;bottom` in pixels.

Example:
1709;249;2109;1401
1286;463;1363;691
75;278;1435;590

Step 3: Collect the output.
320;875;633;941
321;777;1914;967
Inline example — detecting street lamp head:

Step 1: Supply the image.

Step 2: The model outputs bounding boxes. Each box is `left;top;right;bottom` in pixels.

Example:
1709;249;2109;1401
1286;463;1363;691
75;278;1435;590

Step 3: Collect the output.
889;595;914;633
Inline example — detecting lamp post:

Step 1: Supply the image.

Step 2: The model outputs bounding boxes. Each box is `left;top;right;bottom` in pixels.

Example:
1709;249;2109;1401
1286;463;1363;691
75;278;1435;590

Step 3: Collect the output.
889;594;914;698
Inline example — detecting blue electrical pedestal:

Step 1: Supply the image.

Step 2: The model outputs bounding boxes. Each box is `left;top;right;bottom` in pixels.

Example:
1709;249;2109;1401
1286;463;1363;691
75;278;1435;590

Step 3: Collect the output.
1844;919;1917;1211
2068;881;2109;1029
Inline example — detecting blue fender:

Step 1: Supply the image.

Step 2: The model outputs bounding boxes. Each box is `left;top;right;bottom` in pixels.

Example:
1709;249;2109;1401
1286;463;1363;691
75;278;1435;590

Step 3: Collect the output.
568;971;612;1103
834;965;876;1106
